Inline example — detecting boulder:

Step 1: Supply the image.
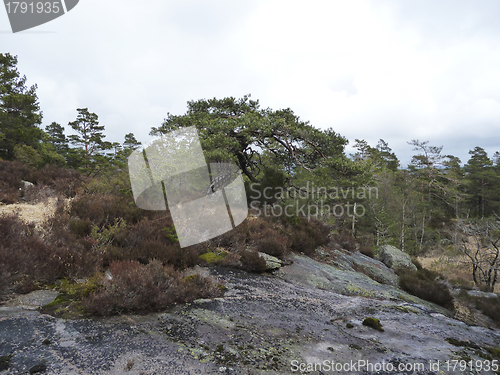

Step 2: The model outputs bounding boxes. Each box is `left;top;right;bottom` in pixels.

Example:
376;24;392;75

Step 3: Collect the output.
258;252;282;270
21;180;34;188
467;290;498;299
328;249;399;286
377;245;417;271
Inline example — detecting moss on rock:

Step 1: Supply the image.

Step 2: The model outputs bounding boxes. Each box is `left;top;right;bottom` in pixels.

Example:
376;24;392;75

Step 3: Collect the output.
362;317;384;332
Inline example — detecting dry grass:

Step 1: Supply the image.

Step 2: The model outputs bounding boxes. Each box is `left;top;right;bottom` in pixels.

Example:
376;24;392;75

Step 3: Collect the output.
417;255;499;293
0;198;59;231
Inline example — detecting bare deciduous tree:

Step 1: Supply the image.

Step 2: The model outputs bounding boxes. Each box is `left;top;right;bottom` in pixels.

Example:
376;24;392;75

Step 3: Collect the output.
456;217;500;292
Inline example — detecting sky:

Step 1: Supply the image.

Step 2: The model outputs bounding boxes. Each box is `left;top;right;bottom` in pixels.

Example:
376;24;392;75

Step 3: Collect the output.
2;0;500;167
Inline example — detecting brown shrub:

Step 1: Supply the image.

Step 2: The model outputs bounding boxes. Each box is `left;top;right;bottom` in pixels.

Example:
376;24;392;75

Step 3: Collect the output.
411;257;423;270
239;249;267;273
397;267;454;309
68;218;93;237
0;213;101;292
109;216;198;270
471;297;500;325
0;161;83;204
332;230;358;252
0;270;9;299
359;245;375;258
29;164;82;198
69;194;146;226
255;228;288;258
289;218;330;256
0;160;31;203
82;260;224;316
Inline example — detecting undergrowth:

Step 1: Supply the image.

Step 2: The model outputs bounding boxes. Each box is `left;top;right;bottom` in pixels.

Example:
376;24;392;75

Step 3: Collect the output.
396;267;455;309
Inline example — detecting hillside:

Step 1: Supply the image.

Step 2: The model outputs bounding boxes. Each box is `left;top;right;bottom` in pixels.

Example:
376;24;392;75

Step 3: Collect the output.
1;198;500;374
1;251;500;374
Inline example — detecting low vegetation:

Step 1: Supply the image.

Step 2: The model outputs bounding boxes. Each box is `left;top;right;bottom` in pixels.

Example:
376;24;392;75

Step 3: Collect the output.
396;267;455;309
0;161;340;315
82;260;224;316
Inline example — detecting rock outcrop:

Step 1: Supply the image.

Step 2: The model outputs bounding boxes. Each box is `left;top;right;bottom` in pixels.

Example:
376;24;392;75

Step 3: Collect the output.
377;244;417;271
1;252;499;374
258;252;282;270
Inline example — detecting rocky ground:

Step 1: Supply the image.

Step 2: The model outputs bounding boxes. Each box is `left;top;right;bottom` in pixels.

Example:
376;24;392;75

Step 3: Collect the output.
1;250;500;375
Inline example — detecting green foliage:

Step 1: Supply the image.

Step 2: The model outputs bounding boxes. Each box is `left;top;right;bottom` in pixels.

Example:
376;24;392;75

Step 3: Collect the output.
0;355;12;371
352;138;399;171
39;143;66;167
445;337;480;349
14;143;66;169
246;166;287;206
91;218;127;247
484;346;500;361
162;225;179;243
150;95;357;194
13;144;41;168
199;251;227;264
0;53;43;160
122;132;141;158
68;108;109;173
45;122;69;154
464;147;500;217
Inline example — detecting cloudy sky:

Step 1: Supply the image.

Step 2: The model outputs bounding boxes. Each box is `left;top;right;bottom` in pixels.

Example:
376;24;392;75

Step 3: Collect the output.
2;0;500;167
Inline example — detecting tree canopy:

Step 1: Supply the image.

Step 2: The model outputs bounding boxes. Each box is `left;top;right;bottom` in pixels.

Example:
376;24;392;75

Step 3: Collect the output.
0;53;43;160
150;95;356;186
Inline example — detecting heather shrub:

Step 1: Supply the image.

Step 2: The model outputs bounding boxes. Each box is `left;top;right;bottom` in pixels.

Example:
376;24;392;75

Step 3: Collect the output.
0;160;31;203
29;164;82;197
69;193;146;226
0;210;102;292
471;296;500;325
289;217;330;256
82;260;224;316
0;161;82;204
68;218;93;237
239;249;267;273
332;230;358;252
255;228;288;258
411;257;423;270
107;216;198;270
359;245;375;258
257;237;286;258
0;270;9;299
0;215;96;290
397;267;454;309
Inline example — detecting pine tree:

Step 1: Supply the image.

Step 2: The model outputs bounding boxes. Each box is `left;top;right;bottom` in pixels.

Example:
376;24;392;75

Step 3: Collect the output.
0;53;43;160
45;122;68;154
464;147;499;217
68;108;107;172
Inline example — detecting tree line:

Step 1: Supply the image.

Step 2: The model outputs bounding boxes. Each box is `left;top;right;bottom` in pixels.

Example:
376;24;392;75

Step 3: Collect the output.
0;53;141;174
